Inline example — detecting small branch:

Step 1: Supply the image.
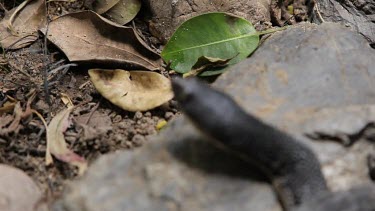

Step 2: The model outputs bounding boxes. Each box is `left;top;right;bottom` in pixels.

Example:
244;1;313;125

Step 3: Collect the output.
314;3;325;23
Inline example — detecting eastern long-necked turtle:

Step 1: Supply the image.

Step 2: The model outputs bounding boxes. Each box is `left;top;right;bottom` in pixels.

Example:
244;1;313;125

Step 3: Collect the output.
55;22;375;211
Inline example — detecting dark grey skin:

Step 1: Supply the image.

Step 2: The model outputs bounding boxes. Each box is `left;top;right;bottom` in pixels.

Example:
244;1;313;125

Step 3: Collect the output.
294;185;375;211
171;77;375;211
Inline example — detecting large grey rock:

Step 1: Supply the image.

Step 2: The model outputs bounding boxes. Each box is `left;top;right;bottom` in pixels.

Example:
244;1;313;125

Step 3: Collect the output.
312;0;375;45
54;119;280;211
55;23;375;211
215;22;375;190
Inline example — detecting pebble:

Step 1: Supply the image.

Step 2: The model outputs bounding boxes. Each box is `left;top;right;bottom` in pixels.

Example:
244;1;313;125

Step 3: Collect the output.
132;134;145;147
117;121;133;129
152;116;160;122
164;112;174;120
134;111;143;120
112;115;122;123
144;112;152;117
114;134;124;143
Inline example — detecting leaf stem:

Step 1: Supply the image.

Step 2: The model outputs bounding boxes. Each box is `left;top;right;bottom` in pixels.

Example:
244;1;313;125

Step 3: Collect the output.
183;68;202;78
256;26;288;36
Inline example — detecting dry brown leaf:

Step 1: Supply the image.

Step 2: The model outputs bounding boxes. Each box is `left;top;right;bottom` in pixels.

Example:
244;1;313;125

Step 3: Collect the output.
104;0;141;25
89;69;173;112
93;0;120;14
46;107;87;175
0;0;46;49
43;11;161;70
0;102;24;136
0;95;18;115
0;101;17;115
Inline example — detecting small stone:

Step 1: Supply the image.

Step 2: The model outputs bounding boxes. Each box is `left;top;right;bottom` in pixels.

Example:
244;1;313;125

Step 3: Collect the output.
141;117;149;124
118;121;132;129
132;134;145;146
169;100;178;108
109;112;116;119
128;129;136;136
35;100;49;112
164;112;174;120
114;134;124;143
145;126;157;135
112;115;122;123
121;140;133;148
103;109;111;115
134;111;143;120
29;133;38;139
144;112;152;117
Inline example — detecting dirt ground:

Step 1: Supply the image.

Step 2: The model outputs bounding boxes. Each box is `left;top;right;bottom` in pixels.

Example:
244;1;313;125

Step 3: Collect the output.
0;0;178;200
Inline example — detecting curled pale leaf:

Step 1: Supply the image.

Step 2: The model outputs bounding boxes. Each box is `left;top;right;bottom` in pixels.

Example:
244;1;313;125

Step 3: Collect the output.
89;69;173;112
46;107;87;175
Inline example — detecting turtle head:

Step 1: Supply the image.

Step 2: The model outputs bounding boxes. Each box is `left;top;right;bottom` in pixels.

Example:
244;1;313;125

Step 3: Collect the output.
171;77;202;105
171;77;241;129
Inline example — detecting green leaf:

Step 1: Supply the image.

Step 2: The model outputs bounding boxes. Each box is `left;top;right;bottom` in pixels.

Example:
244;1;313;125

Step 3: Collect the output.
161;12;260;75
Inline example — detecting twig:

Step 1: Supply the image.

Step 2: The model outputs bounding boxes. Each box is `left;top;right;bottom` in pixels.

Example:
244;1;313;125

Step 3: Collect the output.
84;102;100;125
79;80;91;90
31;109;48;136
47;63;77;82
31;108;51;164
48;59;66;70
4;79;33;88
314;2;325;23
42;18;51;106
0;3;7;12
36;114;50;143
